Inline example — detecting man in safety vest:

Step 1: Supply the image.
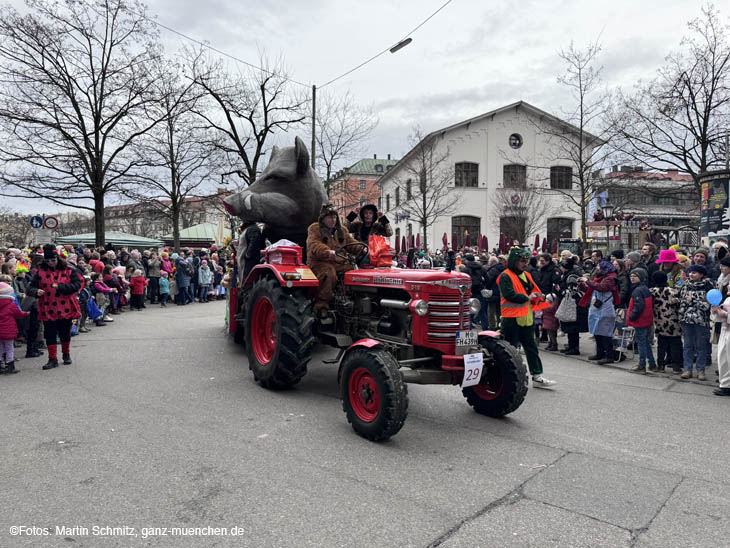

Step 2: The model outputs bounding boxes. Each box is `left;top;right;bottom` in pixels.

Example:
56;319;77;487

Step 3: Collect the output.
498;246;557;388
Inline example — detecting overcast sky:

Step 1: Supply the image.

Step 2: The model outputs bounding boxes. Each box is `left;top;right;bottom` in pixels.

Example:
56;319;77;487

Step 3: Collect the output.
151;0;705;156
4;0;713;214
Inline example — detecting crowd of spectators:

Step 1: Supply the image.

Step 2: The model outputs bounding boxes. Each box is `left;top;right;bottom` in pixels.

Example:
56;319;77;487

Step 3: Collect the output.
0;243;228;373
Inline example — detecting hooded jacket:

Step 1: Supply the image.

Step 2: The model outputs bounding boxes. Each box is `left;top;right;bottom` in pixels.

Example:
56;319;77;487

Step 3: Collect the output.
345;204;393;243
627;280;653;327
0;298;29;340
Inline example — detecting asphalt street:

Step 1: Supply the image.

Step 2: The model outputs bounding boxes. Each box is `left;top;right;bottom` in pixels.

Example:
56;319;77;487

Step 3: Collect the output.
1;300;729;547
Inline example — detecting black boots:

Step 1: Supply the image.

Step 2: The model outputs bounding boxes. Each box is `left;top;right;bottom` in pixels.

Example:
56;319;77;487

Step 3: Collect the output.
25;344;44;358
0;361;18;375
62;353;72;365
42;359;59;370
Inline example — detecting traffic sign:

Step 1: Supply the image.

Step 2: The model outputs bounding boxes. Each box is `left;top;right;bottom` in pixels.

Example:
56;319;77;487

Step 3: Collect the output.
43;216;59;230
30;215;43;229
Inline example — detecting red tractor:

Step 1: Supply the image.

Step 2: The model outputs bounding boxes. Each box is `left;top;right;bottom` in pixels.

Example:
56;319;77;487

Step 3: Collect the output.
233;244;527;441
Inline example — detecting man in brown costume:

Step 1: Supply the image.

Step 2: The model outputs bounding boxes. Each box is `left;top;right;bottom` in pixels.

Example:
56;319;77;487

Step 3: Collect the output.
307;204;358;314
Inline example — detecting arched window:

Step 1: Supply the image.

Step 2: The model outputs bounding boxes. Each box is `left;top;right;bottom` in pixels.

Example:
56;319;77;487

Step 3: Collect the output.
550;166;572;190
503;164;526;188
451;216;481;248
406;179;412;199
395;187;400;207
455;162;479;187
386;194;391;211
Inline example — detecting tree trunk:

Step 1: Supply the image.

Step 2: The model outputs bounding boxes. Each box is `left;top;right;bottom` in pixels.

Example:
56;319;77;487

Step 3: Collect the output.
421;190;428;251
172;206;181;254
93;192;105;247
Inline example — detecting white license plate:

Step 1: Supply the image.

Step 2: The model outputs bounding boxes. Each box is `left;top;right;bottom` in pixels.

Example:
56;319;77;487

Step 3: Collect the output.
455;329;478;347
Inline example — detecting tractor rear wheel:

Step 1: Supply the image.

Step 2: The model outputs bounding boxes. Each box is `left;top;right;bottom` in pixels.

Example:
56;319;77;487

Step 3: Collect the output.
340;347;408;441
245;276;314;389
462;336;528;417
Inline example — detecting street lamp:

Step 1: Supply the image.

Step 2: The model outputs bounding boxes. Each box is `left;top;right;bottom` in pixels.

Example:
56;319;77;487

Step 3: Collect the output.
602;200;614;252
311;38;413;170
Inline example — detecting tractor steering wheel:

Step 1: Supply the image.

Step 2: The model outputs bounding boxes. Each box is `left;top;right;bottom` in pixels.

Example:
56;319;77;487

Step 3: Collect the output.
336;241;369;263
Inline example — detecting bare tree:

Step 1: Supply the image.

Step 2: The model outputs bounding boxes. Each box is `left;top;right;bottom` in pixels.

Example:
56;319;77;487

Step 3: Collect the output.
0;0;169;246
315;90;378;193
186;49;307;188
610;5;730;198
123;58;219;252
0;207;33;246
490;185;553;244
390;127;460;251
525;41;612;242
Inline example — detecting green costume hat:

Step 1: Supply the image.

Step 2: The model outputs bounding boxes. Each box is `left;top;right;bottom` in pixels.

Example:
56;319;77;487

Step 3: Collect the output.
507;246;530;270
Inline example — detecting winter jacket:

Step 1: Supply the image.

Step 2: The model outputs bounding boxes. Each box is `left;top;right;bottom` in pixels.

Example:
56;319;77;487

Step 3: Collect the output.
12;276;27;299
0;298;29;339
464;260;487;293
651;286;681;337
558;265;589;334
678;279;714;327
616;272;631;308
161;259;173;274
198;266;212;285
627;282;653;328
532;262;562;295
159;278;170;294
129;276;148;296
147;258;162;278
175;258;191;288
27;264;83;322
484;264;505;304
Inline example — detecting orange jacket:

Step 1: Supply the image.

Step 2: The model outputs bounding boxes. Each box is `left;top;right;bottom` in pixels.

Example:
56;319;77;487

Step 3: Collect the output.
498;268;550;318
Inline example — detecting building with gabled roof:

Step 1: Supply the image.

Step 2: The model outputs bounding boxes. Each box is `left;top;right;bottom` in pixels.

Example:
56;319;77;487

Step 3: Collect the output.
377;101;605;251
328;154;399;219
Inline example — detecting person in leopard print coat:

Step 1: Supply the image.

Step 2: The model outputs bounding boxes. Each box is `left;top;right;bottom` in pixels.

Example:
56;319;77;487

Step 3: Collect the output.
650;271;682;372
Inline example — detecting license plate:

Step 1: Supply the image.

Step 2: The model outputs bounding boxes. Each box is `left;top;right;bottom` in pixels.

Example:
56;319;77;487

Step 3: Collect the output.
455;329;478;347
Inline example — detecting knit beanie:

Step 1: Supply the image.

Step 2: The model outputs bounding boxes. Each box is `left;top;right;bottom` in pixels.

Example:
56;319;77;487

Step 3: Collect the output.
627;251;641;264
610;249;624;259
0;282;14;300
630;268;647;283
695;247;709;259
651;271;668;287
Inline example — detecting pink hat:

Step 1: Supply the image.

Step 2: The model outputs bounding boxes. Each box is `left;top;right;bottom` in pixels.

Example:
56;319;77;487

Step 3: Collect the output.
656;249;678;264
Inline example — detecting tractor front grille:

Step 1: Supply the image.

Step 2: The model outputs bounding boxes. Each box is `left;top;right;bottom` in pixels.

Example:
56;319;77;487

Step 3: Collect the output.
426;294;470;344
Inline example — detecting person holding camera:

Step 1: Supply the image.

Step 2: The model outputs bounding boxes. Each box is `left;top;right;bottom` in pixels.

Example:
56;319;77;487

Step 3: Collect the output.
578;260;620;365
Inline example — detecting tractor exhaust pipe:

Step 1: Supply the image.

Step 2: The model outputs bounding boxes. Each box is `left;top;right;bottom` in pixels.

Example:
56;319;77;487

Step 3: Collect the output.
379;299;410;310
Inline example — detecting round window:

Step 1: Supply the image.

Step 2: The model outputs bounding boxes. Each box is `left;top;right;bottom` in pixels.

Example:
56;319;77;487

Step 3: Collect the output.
509;133;523;149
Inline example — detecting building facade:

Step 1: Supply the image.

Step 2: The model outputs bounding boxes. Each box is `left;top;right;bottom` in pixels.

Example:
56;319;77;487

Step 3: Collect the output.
328;155;398;219
378;102;601;253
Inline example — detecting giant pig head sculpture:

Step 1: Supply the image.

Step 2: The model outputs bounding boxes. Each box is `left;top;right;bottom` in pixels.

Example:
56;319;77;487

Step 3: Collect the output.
223;137;327;244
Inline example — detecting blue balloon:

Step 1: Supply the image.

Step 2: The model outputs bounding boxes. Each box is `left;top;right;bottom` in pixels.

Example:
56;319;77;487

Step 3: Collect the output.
707;289;722;306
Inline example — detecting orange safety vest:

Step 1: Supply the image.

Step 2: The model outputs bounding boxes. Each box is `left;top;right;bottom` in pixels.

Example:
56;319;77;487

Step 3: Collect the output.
497;269;550;318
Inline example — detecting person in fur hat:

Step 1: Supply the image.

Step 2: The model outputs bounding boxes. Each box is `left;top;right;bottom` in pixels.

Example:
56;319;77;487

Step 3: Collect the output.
307;204;359;315
345;204;393;243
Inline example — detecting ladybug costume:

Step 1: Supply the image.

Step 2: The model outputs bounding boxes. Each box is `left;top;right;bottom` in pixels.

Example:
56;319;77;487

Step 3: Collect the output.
27;245;83;369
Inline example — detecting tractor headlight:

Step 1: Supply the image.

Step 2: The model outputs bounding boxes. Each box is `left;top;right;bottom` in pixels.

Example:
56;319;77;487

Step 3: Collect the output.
413;299;429;316
469;298;481;314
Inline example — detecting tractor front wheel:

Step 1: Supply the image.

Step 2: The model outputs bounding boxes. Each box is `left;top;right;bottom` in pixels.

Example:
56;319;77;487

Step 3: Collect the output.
340;348;408;441
462;336;528;417
245;276;314;389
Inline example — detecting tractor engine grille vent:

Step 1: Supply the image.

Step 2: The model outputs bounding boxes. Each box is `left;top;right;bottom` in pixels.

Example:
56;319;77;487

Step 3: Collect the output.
426;293;470;344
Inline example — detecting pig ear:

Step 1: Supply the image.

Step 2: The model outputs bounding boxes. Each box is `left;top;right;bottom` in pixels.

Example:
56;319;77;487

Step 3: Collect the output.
295;136;310;176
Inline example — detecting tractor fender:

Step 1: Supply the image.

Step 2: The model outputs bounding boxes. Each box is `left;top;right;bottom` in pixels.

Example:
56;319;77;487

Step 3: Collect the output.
478;330;501;338
242;263;319;289
337;339;383;384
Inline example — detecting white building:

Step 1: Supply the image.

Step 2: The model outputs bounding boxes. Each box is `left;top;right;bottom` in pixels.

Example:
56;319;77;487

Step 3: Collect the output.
378;101;602;253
